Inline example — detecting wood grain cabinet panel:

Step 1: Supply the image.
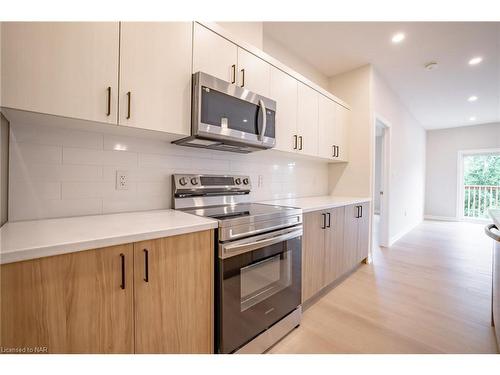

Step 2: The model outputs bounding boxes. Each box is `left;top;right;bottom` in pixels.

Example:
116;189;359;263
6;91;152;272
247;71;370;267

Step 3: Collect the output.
324;207;345;285
0;244;134;353
302;211;326;302
133;230;213;353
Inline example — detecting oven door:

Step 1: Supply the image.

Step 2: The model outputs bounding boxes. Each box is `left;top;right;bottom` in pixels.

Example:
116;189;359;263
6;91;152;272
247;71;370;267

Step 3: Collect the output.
217;226;302;353
192;71;276;149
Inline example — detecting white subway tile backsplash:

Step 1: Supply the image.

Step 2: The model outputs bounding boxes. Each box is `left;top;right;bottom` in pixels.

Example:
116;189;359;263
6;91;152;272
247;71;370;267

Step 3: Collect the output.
9;122;329;221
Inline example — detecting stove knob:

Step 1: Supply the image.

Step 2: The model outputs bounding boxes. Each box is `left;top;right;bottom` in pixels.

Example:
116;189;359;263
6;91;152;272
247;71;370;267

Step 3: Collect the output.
243;178;249;185
235;178;242;185
179;177;188;186
191;177;199;185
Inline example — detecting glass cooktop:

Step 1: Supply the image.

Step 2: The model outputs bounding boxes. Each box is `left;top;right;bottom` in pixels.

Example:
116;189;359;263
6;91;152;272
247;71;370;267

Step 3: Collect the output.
182;203;299;222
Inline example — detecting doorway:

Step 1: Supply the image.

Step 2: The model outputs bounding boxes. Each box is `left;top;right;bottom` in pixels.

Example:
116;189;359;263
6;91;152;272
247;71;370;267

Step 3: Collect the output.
457;149;500;222
373;117;390;249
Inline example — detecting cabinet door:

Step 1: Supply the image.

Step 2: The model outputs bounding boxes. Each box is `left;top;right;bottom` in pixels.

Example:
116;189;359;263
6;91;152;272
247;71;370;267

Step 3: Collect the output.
119;22;191;135
134;230;213;353
237;47;271;97
342;204;360;275
0;245;134;353
324;206;345;286
297;82;319;156
356;202;370;263
1;22;119;124
193;23;237;83
302;211;326;302
318;95;336;159
270;66;298;152
334;104;350;161
493;239;500;349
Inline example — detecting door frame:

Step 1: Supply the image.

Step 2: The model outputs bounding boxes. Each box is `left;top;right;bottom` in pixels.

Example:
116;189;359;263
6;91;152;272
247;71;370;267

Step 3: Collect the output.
373;114;391;248
456;147;500;222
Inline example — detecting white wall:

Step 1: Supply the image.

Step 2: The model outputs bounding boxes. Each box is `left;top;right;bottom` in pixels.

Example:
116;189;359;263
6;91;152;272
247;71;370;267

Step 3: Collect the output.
372;70;426;243
216;22;263;49
263;36;330;91
8;121;329;221
425;122;500;219
328;65;373;198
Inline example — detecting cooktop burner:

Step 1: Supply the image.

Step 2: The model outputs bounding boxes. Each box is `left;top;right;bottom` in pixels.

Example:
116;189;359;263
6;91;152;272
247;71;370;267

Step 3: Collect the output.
182;203;296;221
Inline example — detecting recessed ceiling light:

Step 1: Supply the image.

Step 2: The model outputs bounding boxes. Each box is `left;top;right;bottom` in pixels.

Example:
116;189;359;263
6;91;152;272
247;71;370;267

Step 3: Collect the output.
469;116;476;121
391;32;405;44
468;95;478;102
468;57;483;65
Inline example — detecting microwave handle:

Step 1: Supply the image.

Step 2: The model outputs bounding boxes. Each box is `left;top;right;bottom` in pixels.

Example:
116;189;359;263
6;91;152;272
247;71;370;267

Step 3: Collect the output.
258;99;267;141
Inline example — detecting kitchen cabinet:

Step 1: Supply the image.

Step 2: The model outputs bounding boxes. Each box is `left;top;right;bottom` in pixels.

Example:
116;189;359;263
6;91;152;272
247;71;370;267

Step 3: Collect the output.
237;47;271;97
192;22;238;83
270;66;298;152
324;206;346;286
302;207;345;302
334;103;350;161
302;210;326;302
318;94;350;161
343;202;370;269
1;22;120;124
0;230;214;354
302;203;370;303
119;22;192;135
0;244;134;353
297;82;319;157
133;230;213;354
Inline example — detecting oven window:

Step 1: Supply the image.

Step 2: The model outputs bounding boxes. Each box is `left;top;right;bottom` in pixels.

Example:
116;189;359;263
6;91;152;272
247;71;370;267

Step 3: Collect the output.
240;251;292;312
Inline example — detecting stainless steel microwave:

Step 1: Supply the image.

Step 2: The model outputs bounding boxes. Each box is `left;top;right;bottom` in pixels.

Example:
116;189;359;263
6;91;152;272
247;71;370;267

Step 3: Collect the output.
173;72;277;153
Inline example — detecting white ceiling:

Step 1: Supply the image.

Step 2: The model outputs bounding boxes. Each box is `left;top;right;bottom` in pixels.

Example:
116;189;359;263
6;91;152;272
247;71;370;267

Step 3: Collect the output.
263;22;500;130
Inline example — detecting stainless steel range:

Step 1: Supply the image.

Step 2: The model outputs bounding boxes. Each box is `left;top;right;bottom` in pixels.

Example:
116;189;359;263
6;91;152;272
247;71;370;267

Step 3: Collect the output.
172;173;303;354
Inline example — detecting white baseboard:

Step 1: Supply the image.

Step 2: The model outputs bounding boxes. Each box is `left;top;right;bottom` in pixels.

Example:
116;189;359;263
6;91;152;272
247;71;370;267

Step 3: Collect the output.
388;221;421;246
424;215;458;222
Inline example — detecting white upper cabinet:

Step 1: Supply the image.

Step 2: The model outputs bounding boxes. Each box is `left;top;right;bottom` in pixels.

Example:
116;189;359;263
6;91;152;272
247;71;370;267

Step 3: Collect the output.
270;67;298;153
119;22;192;135
334;104;350;161
192;23;238;83
318;94;336;159
1;22;119;124
297;82;319;157
237;48;271;97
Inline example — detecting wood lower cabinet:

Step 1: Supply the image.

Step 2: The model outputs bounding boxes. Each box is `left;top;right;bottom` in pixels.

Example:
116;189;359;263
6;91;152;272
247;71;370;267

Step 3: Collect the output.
133;231;213;353
302;210;326;302
0;244;134;353
302;203;370;303
344;202;370;267
0;230;213;354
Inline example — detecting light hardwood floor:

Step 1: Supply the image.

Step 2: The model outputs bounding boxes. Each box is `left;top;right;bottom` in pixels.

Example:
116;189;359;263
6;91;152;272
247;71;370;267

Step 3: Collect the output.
270;218;498;353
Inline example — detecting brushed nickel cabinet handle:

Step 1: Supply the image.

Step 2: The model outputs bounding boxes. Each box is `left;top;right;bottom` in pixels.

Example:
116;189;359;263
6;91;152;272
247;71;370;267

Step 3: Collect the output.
126;91;131;119
299;136;303;150
240;68;245;87
120;253;125;290
293;135;298;150
231;64;236;84
321;213;326;229
327;212;331;228
106;87;111;116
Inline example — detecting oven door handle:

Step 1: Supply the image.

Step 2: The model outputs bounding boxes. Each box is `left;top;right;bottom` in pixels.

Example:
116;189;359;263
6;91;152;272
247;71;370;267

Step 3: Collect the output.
221;227;303;258
258;99;267;142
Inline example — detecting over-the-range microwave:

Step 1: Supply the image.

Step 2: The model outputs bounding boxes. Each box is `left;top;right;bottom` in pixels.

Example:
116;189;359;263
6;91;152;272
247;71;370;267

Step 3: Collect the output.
173;72;277;153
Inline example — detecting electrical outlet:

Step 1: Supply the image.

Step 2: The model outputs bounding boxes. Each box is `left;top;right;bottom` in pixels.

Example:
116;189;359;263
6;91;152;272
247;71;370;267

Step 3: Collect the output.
116;170;129;190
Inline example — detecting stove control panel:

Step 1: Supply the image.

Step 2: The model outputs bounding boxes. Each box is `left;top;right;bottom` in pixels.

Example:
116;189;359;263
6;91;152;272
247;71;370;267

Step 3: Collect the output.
173;174;252;198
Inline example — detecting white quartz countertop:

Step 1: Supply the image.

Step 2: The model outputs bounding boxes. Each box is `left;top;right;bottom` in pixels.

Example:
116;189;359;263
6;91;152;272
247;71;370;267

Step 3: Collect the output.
490;209;500;228
0;210;218;265
259;196;371;213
